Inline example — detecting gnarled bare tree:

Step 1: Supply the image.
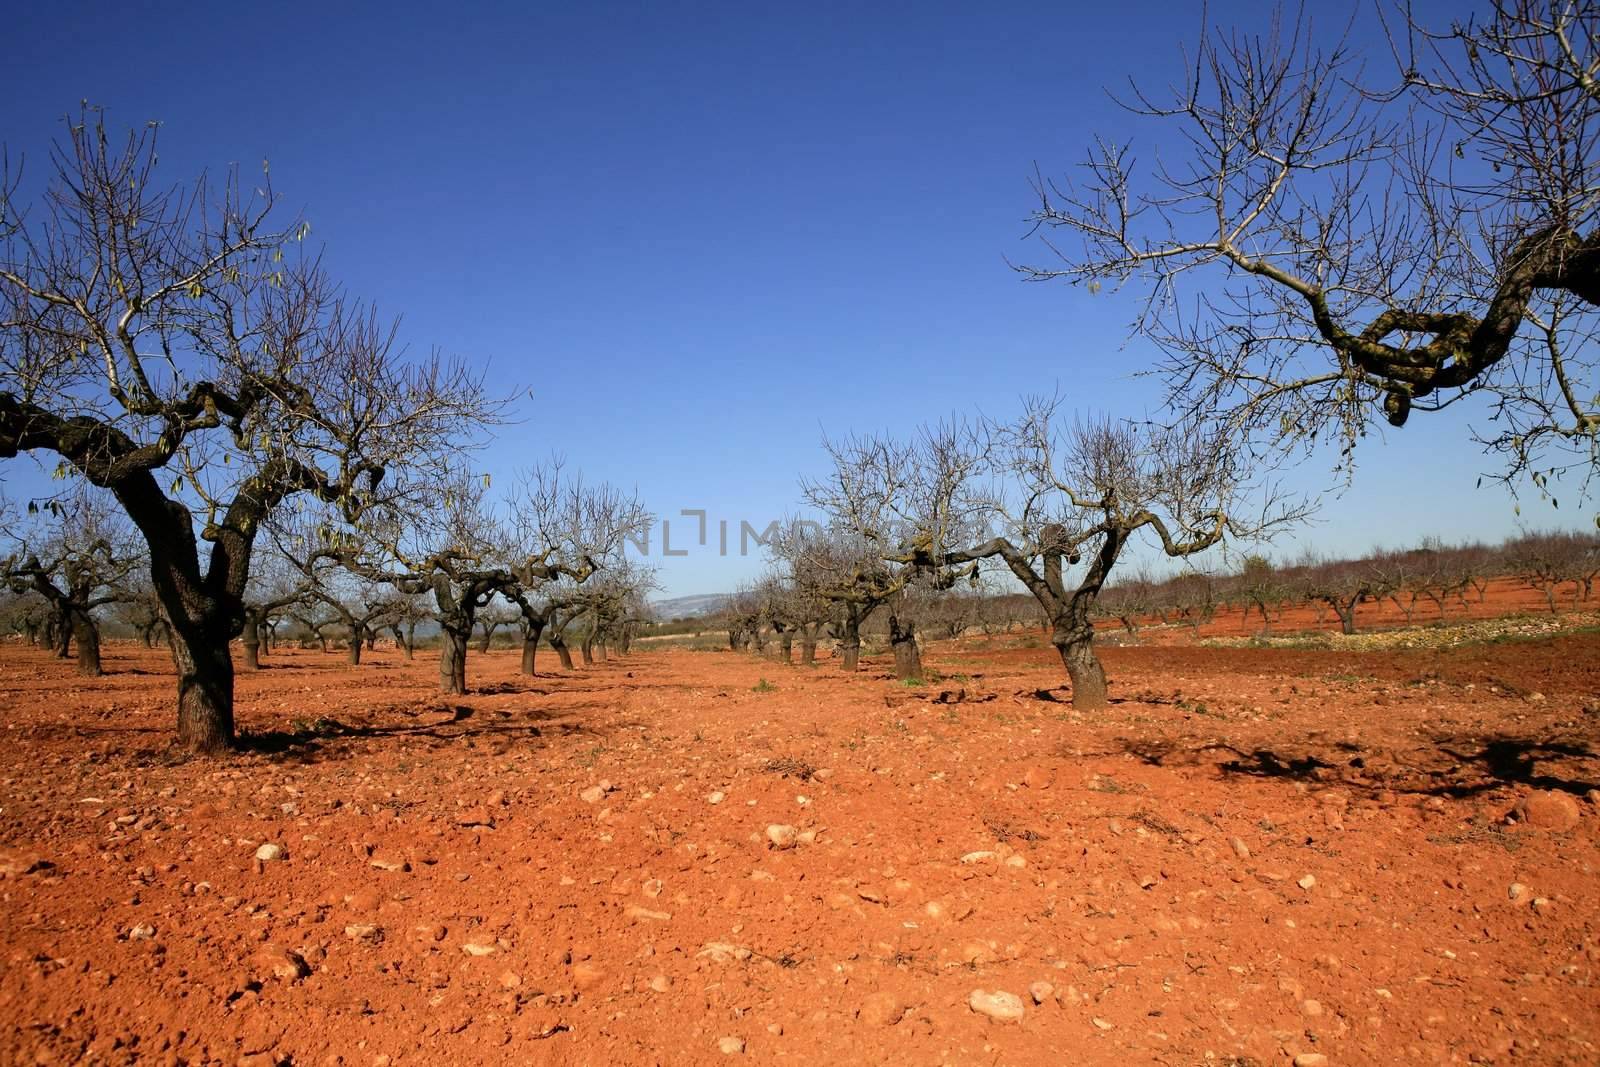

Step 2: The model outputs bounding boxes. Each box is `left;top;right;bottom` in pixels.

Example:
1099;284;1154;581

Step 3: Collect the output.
801;424;983;680
1023;1;1599;500
500;461;650;675
942;399;1301;707
1;486;140;675
0;112;500;750
330;472;512;695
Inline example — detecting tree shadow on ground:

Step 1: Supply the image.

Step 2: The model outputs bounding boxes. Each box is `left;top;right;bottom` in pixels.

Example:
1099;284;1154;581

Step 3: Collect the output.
1120;733;1599;798
230;702;626;765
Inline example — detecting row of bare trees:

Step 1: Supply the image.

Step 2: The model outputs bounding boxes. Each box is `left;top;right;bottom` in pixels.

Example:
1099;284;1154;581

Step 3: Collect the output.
718;505;1597;688
1099;530;1600;637
0;111;662;752
1;463;660;700
715;397;1299;707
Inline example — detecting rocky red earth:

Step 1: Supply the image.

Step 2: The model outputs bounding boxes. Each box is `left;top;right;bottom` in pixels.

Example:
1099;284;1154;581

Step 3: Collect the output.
0;611;1596;1065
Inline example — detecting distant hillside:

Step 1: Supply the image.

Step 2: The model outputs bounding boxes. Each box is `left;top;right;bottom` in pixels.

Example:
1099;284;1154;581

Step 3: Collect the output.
651;593;730;620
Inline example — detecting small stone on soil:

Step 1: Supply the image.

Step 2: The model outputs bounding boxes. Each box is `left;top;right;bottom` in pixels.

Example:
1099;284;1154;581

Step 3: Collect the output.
967;989;1024;1023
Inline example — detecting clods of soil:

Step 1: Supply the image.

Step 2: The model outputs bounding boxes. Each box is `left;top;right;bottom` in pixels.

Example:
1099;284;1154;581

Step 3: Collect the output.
0;618;1596;1065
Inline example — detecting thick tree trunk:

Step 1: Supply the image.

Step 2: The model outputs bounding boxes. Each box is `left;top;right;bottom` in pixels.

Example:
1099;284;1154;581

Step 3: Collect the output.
241;609;262;671
778;631;793;664
52;610;71;658
439;623;469;695
888;614;921;681
1055;628;1108;709
580;635;595;665
1334;601;1357;635
70;609;102;677
553;637;575;670
347;624;364;665
840;624;861;672
170;625;235;754
518;618;545;675
477;627;493;654
800;634;817;665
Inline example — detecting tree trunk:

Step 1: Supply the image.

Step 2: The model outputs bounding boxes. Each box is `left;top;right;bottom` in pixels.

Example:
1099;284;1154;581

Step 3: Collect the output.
888;614;921;681
70;609;102;677
52;609;71;658
580;634;595;665
519;618;544;675
477;626;493;654
553;637;575;670
170;624;235;754
1055;628;1107;709
779;631;793;664
439;622;469;695
800;634;817;665
595;640;607;662
839;620;861;672
1333;599;1357;635
347;624;364;665
241;609;262;671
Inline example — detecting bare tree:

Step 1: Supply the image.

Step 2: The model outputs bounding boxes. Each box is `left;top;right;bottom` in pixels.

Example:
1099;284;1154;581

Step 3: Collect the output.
942;399;1300;707
1096;572;1155;639
112;572;169;648
499;462;650;676
2;487;140;674
768;524;839;664
237;536;309;669
474;602;520;654
0;112;500;751
722;585;764;653
801;424;983;680
386;592;432;661
332;472;513;695
1022;1;1600;499
1294;557;1395;635
1508;529;1597;610
0;588;51;645
1233;554;1284;635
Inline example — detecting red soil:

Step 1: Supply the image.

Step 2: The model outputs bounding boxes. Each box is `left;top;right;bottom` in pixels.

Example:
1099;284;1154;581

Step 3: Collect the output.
1127;575;1577;643
0;614;1597;1065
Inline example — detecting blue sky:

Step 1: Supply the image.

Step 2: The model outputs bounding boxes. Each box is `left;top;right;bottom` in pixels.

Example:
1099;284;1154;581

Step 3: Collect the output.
1;0;1584;597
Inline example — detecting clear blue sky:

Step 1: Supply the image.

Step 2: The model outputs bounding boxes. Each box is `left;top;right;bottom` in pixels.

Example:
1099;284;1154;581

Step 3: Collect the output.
2;1;1582;597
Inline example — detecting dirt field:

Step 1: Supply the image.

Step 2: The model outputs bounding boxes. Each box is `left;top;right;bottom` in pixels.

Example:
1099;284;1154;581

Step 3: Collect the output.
1;606;1597;1065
